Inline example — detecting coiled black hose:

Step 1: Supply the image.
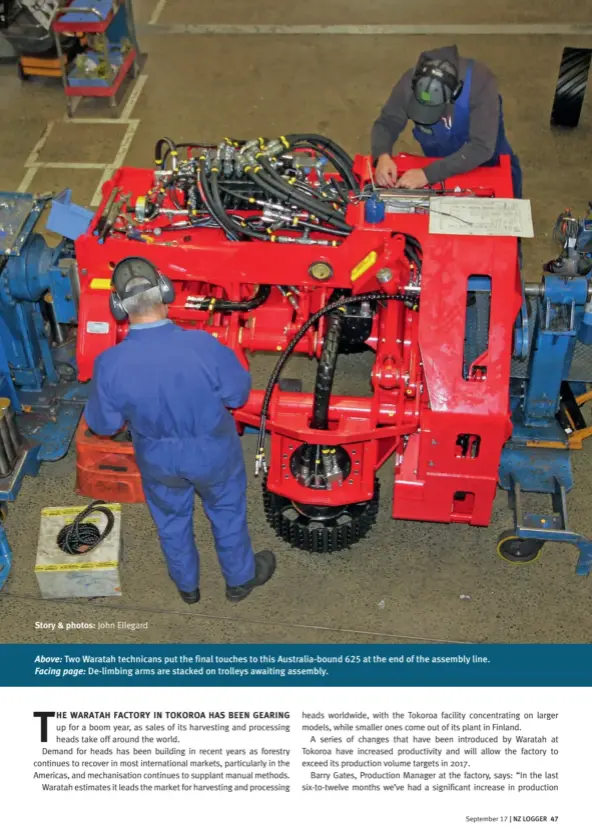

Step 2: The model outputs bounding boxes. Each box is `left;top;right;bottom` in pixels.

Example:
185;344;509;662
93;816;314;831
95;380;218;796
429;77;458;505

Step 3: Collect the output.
255;290;420;472
56;500;115;556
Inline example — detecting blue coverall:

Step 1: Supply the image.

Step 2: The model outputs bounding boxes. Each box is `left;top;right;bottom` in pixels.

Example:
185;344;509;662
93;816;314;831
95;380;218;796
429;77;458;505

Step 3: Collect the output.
84;320;256;592
413;61;523;198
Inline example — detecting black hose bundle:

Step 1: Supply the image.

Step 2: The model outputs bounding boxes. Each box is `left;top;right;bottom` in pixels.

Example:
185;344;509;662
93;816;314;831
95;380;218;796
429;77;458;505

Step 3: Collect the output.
188;284;271;313
56;500;115;556
254;158;353;233
199;156;271;242
157;133;361;242
285;134;359;192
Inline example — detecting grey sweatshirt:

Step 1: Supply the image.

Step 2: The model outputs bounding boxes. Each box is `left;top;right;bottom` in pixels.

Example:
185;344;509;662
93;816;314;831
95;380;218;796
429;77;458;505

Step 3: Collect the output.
371;45;501;184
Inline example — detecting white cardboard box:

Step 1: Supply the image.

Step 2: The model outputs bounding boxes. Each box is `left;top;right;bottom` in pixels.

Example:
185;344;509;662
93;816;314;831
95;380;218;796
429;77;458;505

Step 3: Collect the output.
35;504;122;599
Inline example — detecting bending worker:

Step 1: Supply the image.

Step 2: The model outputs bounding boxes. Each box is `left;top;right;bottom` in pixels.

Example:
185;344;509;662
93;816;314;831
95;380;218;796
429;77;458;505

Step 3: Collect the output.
84;257;276;605
372;45;522;197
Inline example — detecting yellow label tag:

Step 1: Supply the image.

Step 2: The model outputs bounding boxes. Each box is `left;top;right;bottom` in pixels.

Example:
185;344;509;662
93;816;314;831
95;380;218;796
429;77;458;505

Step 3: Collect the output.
42;504;121;517
36;561;119;572
351;251;378;282
90;278;112;290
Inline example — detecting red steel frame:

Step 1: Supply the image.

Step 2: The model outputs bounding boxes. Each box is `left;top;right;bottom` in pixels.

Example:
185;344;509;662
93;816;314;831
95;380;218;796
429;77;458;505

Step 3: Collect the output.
74;153;521;528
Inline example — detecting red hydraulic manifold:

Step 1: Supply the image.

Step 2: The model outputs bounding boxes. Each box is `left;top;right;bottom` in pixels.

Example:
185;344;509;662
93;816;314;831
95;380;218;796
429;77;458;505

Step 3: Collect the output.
73;136;521;553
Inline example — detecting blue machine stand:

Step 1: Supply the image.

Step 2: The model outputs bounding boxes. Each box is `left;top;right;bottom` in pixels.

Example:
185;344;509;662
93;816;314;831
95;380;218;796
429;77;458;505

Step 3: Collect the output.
0;190;92;590
498;206;592;574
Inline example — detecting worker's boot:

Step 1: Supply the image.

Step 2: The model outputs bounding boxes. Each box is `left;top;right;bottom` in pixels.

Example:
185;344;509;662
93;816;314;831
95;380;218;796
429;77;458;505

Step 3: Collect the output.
178;588;200;605
169;573;200;604
226;550;276;603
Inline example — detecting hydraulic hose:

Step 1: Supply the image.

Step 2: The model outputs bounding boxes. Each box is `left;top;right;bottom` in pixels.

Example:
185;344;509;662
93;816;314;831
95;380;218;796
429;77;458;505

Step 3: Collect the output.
187;284;271;313
287;138;359;192
247;167;346;232
162;142;218;170
286;134;355;171
253;160;353;233
311;310;343;430
254;290;420;474
154;136;177;169
391;231;423;271
56;500;115;556
208;163;272;242
258;157;348;224
198;157;239;240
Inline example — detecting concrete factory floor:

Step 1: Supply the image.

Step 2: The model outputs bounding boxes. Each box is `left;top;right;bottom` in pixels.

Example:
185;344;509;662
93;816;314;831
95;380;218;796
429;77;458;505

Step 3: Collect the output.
1;1;592;645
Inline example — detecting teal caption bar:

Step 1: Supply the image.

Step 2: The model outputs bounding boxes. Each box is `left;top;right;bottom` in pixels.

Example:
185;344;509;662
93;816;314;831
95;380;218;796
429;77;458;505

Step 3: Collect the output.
0;644;591;688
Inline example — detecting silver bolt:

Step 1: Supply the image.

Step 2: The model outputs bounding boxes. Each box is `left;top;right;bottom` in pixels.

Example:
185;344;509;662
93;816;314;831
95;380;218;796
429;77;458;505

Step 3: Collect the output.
376;268;392;284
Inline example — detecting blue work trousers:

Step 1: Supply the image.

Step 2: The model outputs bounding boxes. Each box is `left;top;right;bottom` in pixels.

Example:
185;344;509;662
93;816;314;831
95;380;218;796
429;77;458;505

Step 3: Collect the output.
141;455;255;592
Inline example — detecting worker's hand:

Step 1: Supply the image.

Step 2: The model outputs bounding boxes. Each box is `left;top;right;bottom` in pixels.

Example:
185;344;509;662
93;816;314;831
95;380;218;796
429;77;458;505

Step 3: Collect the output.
396;168;428;190
375;154;398;187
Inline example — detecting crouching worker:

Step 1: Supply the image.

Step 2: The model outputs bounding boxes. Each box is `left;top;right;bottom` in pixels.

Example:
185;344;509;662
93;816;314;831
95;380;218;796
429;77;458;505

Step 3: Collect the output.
372;44;522;198
84;257;276;604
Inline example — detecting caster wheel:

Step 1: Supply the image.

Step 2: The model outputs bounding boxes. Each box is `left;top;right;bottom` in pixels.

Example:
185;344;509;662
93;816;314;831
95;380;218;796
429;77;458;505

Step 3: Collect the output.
55;362;77;382
17;63;30;82
497;530;545;564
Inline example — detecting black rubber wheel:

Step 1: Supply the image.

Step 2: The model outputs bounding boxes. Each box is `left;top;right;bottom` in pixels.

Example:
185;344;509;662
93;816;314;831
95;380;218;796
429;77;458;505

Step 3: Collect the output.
551;47;592;129
496;530;544;564
17;62;29;81
279;378;302;393
263;478;379;554
312;310;343;430
55;362;77;382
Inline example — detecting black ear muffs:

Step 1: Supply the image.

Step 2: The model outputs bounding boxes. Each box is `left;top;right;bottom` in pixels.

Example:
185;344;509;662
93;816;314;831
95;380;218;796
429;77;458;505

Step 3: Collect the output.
109;291;128;322
413;63;463;104
108;258;176;321
157;274;175;305
449;79;464;102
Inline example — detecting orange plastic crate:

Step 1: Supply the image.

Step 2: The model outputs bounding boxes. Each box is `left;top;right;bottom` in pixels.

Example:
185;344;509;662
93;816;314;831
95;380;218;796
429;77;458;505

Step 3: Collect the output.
75;416;144;503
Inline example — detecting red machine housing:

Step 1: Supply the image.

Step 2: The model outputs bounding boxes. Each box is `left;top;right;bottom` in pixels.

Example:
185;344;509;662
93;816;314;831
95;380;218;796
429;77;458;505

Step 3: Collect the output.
74;153;521;531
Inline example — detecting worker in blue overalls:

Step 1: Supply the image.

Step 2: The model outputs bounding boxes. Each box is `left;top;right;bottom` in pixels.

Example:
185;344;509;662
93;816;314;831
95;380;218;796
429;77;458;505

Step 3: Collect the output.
371;45;522;198
84;257;276;605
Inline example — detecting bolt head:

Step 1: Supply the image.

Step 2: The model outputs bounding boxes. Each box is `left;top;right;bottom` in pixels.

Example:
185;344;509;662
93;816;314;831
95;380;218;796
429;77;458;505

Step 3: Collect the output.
376;268;392;284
